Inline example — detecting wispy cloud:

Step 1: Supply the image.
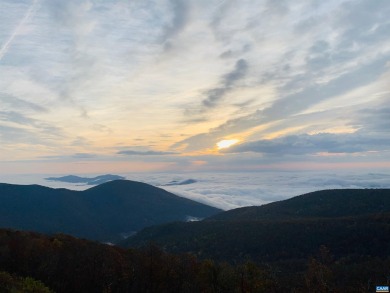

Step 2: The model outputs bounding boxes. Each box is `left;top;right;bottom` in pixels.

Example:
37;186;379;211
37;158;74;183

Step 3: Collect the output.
161;0;190;50
225;132;390;156
0;0;40;61
0;111;35;125
39;153;97;160
0;93;47;113
202;58;248;108
118;150;178;156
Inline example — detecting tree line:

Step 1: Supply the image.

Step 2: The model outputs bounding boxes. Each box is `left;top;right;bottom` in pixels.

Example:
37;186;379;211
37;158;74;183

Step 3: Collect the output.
0;229;388;292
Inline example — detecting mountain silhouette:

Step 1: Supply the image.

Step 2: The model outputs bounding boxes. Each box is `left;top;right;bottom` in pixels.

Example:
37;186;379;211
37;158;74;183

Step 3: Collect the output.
45;174;125;185
0;180;221;242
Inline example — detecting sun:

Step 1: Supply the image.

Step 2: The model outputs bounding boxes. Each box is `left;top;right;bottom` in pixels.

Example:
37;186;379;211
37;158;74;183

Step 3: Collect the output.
216;139;239;149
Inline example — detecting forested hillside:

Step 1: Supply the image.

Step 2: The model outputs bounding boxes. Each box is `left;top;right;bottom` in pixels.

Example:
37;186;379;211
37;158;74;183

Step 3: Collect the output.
0;228;388;292
0;180;221;242
121;189;390;292
208;189;390;221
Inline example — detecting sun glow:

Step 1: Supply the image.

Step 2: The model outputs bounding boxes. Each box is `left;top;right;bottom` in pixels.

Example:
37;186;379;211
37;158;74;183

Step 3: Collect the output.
217;139;239;149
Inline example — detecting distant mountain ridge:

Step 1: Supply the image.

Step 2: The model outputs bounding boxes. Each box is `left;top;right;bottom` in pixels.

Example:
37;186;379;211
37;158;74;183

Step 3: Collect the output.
0;180;221;242
161;179;197;186
45;174;125;185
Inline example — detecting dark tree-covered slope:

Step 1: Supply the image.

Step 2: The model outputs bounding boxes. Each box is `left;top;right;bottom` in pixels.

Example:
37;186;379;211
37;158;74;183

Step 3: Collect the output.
0;180;221;242
207;189;390;221
124;213;390;262
123;189;390;263
0;229;281;293
1;228;389;293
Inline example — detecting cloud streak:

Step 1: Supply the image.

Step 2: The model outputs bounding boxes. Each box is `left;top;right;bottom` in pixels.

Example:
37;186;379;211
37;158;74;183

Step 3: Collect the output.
162;0;189;49
202;58;248;108
118;150;178;156
225;132;390;156
0;0;40;61
0;93;47;113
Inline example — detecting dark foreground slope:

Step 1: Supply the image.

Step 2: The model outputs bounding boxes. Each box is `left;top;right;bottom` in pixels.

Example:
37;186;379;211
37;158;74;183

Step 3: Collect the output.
1;228;389;293
0;229;283;293
0;180;221;242
123;189;390;263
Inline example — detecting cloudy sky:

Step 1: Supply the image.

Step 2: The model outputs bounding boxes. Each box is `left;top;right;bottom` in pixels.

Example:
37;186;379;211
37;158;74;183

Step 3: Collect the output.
1;0;390;175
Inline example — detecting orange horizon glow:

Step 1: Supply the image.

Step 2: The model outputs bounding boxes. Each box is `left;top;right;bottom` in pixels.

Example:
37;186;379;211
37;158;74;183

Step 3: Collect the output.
1;159;389;175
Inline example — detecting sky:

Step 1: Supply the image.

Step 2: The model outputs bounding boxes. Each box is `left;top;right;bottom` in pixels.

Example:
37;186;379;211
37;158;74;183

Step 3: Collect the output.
1;0;390;175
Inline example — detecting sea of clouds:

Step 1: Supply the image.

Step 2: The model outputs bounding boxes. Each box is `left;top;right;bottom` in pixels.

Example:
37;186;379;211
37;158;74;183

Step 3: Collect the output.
1;171;390;210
